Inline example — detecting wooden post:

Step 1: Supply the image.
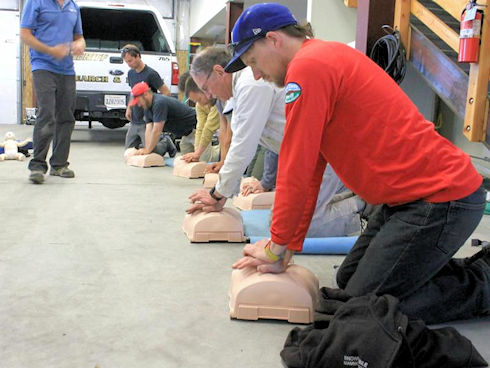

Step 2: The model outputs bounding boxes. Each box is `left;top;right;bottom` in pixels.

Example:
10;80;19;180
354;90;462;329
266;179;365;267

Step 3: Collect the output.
463;0;490;142
394;0;411;59
355;0;395;55
21;44;34;124
20;0;35;124
225;1;244;46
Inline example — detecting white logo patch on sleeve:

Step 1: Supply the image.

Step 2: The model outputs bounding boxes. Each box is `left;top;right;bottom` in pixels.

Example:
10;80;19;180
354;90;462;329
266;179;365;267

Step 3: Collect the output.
285;82;302;104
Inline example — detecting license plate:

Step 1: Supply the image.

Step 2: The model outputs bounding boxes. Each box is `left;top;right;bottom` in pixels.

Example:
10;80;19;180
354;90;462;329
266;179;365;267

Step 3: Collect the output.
104;94;126;109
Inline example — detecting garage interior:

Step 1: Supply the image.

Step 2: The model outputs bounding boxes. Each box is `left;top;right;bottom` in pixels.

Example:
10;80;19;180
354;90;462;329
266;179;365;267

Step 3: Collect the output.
0;0;489;367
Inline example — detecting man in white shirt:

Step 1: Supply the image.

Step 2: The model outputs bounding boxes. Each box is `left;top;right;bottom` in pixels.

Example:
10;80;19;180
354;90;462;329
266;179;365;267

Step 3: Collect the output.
187;47;285;212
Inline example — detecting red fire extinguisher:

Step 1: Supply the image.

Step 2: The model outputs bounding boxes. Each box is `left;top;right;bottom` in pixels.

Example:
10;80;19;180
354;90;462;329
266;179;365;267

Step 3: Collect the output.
458;0;483;63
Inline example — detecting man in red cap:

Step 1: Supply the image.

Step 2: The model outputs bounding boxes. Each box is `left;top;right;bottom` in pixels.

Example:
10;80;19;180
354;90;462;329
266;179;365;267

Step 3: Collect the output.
225;3;488;324
122;44;172;153
129;81;196;156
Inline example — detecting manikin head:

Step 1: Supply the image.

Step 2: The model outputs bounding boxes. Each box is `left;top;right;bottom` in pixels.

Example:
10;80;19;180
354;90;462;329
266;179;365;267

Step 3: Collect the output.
121;44;143;71
129;81;153;109
224;3;313;87
4;131;15;141
190;47;234;101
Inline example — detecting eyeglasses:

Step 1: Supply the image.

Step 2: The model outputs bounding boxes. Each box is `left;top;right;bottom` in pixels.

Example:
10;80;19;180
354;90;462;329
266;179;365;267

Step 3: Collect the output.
121;47;139;56
199;69;214;95
227;33;265;55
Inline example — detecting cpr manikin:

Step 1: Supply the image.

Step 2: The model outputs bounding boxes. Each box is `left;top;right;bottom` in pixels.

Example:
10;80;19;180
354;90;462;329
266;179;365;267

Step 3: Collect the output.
229;264;319;324
0;132;31;161
182;207;246;242
233;177;275;210
124;148;164;167
203;173;219;189
173;156;207;178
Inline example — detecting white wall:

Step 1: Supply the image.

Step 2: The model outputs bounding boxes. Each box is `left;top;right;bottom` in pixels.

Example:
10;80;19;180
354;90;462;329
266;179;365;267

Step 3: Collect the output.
0;10;20;124
189;0;227;37
1;0;18;11
307;0;356;43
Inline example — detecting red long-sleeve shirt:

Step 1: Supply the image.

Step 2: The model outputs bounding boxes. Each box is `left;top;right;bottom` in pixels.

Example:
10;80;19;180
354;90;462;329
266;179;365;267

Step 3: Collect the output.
270;39;482;251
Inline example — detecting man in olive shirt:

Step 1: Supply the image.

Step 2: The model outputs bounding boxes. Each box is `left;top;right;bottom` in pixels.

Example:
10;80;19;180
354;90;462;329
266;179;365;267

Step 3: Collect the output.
178;71;220;163
130;82;197;155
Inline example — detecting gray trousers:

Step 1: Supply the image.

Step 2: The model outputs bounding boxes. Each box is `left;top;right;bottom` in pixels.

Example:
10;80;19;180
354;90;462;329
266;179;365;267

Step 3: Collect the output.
29;70;76;172
179;129;195;155
124;123;146;149
125;123;173;156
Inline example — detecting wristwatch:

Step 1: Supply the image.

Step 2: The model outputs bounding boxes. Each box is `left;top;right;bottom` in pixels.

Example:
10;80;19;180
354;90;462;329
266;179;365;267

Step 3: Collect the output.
209;186;223;201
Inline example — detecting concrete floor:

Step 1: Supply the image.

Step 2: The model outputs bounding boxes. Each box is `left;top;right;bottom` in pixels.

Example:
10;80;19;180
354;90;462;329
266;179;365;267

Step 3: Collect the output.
0;123;488;368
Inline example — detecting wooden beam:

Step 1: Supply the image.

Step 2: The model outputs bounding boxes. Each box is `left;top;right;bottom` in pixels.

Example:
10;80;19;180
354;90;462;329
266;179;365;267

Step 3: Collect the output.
225;1;244;46
356;0;395;55
463;0;490;142
394;0;412;58
410;25;468;118
432;0;466;21
411;0;459;52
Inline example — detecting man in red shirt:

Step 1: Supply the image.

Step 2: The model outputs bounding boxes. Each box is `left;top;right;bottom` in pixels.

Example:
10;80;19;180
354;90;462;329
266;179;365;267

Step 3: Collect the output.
225;3;488;323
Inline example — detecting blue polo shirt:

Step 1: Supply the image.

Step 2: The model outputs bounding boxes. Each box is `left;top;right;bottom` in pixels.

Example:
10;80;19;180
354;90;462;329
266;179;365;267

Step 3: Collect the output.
20;0;83;75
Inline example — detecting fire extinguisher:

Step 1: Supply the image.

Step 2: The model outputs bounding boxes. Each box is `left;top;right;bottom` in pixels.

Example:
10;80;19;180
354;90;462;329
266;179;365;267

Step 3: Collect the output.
458;0;484;63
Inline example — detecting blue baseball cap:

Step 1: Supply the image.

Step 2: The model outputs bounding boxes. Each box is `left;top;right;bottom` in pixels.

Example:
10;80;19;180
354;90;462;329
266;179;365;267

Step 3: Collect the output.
224;3;297;73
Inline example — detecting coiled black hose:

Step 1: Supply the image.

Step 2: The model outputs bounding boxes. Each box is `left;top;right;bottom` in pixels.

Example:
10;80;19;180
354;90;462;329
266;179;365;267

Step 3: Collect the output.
370;25;407;85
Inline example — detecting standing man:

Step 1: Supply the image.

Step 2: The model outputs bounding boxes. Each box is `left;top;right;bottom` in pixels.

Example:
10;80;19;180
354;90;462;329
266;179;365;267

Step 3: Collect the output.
21;0;86;184
121;44;174;153
129;82;196;156
227;3;488;324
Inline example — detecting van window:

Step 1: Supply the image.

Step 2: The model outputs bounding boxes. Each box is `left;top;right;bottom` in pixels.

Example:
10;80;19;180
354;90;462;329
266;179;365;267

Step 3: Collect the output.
81;8;171;53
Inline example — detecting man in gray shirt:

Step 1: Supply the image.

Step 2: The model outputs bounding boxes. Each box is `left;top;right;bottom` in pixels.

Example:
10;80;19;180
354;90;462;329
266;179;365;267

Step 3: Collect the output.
130;82;196;155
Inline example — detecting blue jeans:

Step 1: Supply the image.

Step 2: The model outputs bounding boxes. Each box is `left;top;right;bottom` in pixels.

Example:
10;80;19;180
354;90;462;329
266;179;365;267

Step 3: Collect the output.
337;186;488;323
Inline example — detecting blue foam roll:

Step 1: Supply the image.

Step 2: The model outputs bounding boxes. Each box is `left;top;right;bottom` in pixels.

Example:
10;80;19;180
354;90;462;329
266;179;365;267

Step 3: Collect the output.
241;210;271;238
164;157;175;167
248;236;358;255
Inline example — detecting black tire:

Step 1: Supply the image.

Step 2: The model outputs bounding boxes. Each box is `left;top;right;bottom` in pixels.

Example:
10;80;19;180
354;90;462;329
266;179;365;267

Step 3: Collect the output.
100;118;127;129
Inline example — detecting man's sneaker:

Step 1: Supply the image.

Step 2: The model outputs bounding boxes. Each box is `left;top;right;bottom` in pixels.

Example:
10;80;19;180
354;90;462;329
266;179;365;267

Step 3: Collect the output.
162;134;177;158
49;166;75;178
29;170;44;184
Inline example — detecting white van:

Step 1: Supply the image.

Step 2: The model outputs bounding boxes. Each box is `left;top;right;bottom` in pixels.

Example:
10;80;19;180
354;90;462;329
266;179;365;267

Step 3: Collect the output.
74;2;179;129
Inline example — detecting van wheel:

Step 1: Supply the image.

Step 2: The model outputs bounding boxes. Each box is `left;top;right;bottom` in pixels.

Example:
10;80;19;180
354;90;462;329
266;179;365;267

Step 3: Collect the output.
100;118;127;129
